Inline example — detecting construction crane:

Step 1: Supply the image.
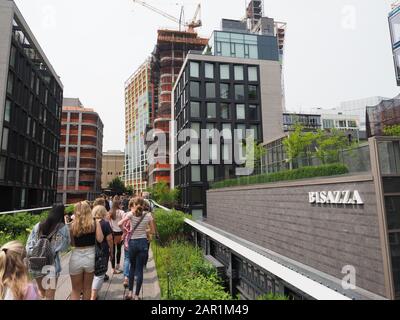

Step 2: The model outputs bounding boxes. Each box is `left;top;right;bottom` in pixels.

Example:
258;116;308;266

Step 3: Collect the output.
132;0;202;32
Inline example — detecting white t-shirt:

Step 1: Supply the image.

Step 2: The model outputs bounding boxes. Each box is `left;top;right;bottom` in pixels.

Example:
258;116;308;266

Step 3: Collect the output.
109;209;124;233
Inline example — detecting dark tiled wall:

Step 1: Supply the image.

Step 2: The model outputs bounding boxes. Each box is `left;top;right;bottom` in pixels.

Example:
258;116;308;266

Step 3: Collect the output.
206;178;386;297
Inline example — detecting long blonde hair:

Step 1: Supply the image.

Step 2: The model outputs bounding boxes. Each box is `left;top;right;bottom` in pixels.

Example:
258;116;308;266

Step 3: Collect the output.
92;205;107;220
0;241;29;300
71;201;94;237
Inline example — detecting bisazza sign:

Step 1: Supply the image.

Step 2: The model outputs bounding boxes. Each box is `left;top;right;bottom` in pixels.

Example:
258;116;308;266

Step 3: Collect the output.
309;191;364;205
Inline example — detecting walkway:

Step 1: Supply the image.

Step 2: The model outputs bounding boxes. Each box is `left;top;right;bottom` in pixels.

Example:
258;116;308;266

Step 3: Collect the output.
55;249;161;300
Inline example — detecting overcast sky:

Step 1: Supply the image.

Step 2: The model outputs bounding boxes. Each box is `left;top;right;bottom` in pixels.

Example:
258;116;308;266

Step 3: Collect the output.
13;0;399;151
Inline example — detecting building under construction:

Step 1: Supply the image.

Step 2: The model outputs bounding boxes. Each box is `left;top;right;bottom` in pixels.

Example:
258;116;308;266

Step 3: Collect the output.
146;29;208;187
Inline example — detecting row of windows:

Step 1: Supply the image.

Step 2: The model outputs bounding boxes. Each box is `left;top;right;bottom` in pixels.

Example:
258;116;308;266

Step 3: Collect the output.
6;71;61;128
1;128;58;166
188;102;259;121
189;62;259;82
322;119;358;129
0;156;56;188
187;82;259;101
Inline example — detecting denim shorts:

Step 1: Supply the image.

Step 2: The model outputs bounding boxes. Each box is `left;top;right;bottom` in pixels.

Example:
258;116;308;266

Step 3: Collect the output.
69;247;95;275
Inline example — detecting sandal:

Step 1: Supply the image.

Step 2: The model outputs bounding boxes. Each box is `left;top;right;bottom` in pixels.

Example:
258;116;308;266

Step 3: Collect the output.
123;279;129;288
124;294;133;300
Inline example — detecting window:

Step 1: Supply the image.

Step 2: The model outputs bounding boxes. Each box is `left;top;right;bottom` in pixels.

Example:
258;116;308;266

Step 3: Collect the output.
223;144;231;161
191;166;201;182
220;64;230;79
248;66;258;81
209;144;218;161
191;122;201;138
10;46;16;68
220;83;230;99
1;128;9;151
250;125;259;139
7;72;13;94
190;102;200;118
0;157;5;180
190;61;200;78
191;187;203;205
191;144;200;162
235;85;245;100
20;189;26;208
205;63;214;78
236;124;246;140
323;119;334;129
236;104;245;120
207;103;216;119
337;120;347;128
206;123;216;139
249;45;258;59
206;83;216;98
222;123;232;140
207;166;215;182
221;103;230;120
348;120;357;128
4;100;11;122
248;85;258;100
249;105;259;120
234;65;244;80
190;81;200;98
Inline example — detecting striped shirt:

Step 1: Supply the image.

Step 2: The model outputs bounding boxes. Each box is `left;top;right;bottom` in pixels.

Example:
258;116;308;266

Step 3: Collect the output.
126;212;153;240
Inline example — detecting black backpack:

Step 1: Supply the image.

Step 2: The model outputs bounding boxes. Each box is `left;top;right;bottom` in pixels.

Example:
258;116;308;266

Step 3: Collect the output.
28;225;60;274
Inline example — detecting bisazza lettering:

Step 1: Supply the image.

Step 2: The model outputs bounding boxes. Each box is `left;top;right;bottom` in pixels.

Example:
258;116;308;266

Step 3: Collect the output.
309;191;364;205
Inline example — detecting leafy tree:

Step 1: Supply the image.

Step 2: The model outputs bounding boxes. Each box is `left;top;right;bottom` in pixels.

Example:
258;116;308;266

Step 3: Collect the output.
108;177;127;195
244;140;267;175
383;124;400;137
314;129;351;164
146;182;180;208
282;124;316;169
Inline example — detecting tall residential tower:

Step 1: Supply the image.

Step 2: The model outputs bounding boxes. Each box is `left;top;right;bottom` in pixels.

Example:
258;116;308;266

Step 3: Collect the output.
124;60;152;194
57;98;103;204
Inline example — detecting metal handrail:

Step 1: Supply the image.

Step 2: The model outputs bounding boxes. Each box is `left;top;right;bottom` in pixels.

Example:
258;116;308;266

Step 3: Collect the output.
0;204;75;216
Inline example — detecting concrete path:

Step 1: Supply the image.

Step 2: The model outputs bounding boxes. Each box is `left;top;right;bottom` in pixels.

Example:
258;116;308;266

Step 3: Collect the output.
55;249;161;300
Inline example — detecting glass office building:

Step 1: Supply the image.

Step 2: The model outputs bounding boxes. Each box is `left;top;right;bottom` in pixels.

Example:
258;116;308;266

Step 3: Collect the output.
206;30;279;62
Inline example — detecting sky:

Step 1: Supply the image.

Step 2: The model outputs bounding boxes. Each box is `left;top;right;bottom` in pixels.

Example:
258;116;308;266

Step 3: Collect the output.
13;0;400;151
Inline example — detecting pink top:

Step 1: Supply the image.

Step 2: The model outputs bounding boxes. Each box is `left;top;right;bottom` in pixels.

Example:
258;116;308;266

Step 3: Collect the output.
4;283;39;300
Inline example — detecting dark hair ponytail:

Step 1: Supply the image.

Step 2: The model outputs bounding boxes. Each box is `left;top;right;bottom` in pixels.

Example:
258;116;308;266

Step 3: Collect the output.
39;204;65;236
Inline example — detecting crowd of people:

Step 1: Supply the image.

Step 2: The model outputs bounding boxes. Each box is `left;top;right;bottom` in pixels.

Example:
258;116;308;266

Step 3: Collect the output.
0;193;157;301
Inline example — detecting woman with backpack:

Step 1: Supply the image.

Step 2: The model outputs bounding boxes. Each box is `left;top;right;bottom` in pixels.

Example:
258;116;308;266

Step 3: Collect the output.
1;241;39;300
69;201;104;300
91;205;113;300
118;197;156;300
108;200;124;274
26;204;70;300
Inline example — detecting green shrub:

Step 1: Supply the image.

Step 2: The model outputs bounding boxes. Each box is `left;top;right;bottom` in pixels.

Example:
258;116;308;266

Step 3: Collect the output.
383;124;400;137
170;275;231;300
257;293;289;300
65;205;75;215
154;209;191;245
211;163;349;189
152;241;231;300
0;211;48;246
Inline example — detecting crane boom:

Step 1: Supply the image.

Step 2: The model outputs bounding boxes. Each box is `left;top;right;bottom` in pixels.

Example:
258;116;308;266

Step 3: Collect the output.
132;0;184;28
132;0;202;32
